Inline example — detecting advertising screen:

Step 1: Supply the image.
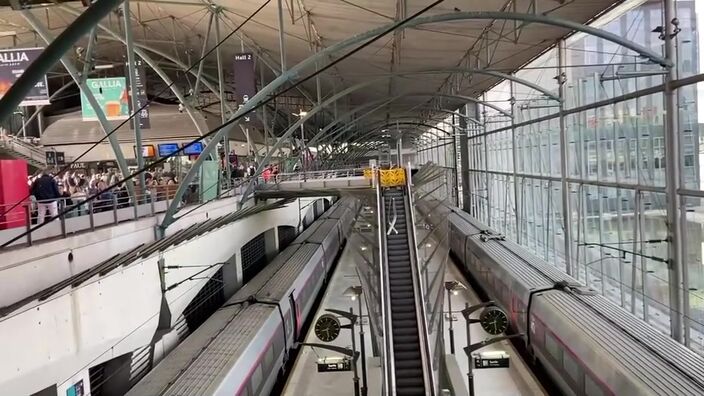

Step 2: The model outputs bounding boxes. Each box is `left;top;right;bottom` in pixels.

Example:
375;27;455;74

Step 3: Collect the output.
134;145;155;158
158;143;180;157
183;142;204;155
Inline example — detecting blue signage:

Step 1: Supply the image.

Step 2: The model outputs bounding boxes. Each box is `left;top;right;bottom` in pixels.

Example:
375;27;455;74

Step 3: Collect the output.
183;142;204;155
158;143;180;157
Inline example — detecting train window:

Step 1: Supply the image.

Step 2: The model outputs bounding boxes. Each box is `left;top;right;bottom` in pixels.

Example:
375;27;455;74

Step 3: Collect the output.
264;345;274;371
251;365;263;393
545;332;562;363
585;375;606;396
563;351;583;387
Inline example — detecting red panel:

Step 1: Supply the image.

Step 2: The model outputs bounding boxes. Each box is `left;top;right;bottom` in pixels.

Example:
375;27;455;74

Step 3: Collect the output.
0;159;29;229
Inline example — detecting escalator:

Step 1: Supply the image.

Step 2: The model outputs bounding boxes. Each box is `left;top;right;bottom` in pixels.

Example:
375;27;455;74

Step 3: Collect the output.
381;186;432;395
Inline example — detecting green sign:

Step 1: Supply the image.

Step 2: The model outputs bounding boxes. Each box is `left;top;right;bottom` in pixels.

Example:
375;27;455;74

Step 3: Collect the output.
81;77;129;121
200;161;220;201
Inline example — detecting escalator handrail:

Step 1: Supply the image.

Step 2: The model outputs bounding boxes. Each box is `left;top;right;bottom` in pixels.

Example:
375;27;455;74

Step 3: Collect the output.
376;175;396;395
404;164;436;395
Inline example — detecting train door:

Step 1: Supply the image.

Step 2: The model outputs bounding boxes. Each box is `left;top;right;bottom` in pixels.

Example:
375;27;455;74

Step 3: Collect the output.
289;293;300;340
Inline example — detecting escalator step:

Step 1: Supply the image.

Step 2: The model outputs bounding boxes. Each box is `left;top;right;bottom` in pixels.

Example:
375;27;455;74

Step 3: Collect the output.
392;297;415;306
395;387;425;396
393;319;418;328
392;303;416;313
393;337;419;348
393;327;417;337
396;368;424;380
396;359;422;369
391;292;415;301
394;350;422;361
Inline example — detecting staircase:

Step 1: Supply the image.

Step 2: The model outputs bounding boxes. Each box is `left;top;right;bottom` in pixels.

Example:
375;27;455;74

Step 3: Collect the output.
383;188;427;395
0;135;45;170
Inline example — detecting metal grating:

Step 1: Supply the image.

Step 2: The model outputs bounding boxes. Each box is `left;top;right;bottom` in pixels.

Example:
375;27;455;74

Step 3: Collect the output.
277;225;297;251
241;232;267;283
183;268;225;333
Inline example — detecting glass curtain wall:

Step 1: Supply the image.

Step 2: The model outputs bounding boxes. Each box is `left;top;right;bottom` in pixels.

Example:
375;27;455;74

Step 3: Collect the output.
422;0;704;354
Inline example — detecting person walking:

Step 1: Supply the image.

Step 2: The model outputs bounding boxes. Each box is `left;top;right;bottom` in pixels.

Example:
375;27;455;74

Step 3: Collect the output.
30;169;61;224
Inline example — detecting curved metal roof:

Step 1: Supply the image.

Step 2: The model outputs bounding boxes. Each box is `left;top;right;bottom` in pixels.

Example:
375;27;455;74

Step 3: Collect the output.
0;0;626;141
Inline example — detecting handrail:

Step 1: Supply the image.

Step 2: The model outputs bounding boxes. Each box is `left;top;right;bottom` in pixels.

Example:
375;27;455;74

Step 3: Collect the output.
0;134;46;164
404;163;436;395
376;172;395;396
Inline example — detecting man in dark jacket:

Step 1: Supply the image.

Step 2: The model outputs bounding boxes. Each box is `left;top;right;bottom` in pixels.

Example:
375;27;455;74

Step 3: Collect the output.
31;169;61;224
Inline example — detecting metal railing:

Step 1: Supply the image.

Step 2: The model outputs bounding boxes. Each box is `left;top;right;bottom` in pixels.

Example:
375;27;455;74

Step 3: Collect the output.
0;167;363;248
0;178;242;248
250;167;368;191
375;174;394;396
0;134;46;166
404;165;436;395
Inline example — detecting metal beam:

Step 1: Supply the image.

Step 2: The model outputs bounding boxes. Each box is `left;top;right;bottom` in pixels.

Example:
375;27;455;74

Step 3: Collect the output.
59;7;208;138
192;12;214;101
160;10;668;230
214;8;231;187
22;9;137;203
393;68;560;102
0;0;124;122
124;0;146;195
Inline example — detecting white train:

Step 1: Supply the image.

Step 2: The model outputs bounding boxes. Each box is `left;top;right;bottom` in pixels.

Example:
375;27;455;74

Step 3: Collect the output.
127;197;359;396
446;205;704;396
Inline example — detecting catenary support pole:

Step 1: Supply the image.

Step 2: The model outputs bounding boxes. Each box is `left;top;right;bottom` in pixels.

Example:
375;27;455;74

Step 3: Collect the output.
663;0;685;344
557;39;573;276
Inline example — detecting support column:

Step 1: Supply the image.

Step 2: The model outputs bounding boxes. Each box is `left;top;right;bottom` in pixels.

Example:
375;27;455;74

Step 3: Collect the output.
193;13;214;106
123;0;146;195
277;0;286;73
214;8;231;188
482;95;490;227
459;104;470;212
510;76;520;244
452;114;459;206
663;0;685;343
558;40;573;276
22;10;136;203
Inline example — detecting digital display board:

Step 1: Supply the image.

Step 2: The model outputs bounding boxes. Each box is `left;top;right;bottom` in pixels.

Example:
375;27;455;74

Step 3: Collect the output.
183;142;204;155
158;143;180;157
134;145;155;158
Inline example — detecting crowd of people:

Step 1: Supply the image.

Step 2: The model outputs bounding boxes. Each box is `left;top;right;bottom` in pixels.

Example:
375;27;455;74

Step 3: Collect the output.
26;161;287;224
27;168;179;224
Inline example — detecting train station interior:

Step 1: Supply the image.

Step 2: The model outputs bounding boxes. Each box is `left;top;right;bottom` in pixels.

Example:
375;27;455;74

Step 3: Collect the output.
0;0;703;395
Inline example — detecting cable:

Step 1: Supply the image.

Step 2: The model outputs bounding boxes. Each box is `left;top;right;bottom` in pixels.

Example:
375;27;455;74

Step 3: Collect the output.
0;0;272;220
2;0;447;248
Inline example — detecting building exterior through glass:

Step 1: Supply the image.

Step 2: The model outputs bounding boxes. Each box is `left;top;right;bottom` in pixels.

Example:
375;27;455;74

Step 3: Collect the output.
417;0;704;355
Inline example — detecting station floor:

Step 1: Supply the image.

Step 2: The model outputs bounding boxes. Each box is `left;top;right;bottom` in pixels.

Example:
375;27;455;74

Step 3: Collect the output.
283;232;546;395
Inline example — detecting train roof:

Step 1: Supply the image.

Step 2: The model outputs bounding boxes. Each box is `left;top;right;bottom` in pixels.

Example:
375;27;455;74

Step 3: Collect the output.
255;243;320;301
447;204;704;394
305;219;340;244
127;303;270;396
541;292;704;395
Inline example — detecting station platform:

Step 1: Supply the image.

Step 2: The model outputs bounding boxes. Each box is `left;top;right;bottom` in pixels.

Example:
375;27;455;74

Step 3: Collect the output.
443;261;546;396
283;232;382;395
283;232;546;395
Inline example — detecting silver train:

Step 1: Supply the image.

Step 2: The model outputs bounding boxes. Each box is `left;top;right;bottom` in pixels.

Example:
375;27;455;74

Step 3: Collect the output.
448;207;704;396
127;197;359;396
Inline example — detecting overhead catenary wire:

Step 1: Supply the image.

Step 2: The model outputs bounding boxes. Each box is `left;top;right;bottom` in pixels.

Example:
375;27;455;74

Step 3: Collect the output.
2;0;448;248
0;0;272;221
